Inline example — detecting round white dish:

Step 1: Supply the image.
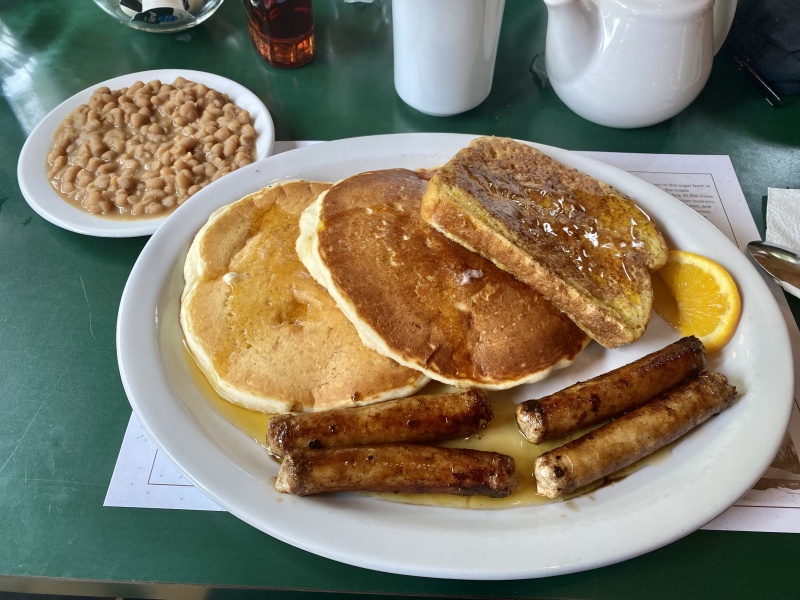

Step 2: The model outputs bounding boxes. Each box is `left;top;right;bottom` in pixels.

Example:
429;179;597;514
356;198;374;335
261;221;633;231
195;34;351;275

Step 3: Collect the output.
117;133;793;580
17;69;275;238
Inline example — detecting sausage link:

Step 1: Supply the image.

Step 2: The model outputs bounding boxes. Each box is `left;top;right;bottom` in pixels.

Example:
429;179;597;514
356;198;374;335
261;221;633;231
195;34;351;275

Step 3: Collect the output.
534;371;737;498
276;445;518;497
266;388;492;457
517;336;706;443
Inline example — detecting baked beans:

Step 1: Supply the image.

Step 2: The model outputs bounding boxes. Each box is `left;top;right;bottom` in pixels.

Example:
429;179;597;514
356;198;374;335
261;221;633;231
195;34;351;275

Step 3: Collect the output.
46;77;257;219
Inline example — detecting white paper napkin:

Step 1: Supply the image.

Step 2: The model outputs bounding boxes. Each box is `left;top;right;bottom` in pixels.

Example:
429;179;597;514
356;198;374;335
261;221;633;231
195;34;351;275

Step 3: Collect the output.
766;187;800;252
764;187;800;298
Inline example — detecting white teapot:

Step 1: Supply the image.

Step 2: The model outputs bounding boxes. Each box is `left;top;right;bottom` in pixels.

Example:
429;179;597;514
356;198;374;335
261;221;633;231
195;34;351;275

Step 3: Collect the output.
543;0;738;128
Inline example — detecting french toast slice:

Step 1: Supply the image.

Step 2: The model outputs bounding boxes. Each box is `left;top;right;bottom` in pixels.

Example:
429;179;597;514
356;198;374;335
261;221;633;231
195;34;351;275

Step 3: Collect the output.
420;137;668;348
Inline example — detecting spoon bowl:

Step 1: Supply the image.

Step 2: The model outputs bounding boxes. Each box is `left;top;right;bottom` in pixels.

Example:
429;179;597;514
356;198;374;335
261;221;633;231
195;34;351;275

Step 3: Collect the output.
747;240;800;298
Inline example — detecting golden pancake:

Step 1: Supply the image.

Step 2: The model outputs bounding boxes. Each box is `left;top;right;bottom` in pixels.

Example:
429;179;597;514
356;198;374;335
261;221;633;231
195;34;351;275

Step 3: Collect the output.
297;169;589;389
180;180;429;414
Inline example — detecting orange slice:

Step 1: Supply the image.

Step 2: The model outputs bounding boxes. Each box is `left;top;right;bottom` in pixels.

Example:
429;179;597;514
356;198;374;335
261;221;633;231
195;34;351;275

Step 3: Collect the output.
652;250;742;353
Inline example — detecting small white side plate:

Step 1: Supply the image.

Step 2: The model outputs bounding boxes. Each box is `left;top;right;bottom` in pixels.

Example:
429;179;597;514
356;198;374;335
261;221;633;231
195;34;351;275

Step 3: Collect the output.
17;69;275;238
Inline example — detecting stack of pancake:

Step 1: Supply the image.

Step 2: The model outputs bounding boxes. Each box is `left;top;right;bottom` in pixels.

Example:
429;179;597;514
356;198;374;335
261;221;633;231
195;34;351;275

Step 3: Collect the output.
180;181;428;414
180;137;667;414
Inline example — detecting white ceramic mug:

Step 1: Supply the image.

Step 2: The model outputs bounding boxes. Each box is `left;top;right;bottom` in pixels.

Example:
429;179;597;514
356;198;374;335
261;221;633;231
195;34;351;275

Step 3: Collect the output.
392;0;505;117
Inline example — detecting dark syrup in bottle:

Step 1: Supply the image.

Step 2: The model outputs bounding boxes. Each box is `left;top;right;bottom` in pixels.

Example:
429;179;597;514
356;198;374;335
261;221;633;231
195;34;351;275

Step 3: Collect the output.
242;0;315;68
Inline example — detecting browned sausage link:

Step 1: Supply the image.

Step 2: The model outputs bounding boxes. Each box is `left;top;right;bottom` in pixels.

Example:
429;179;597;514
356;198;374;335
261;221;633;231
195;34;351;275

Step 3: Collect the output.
267;388;492;457
534;371;737;499
276;444;518;497
517;336;707;443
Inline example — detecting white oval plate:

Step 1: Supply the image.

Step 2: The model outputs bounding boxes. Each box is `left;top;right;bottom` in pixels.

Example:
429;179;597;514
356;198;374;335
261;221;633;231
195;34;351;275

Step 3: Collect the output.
17;69;275;238
117;133;793;580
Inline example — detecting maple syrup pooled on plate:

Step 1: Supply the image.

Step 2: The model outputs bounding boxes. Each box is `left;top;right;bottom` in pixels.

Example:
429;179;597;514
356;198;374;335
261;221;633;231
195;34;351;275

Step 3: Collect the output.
184;345;273;442
241;0;315;68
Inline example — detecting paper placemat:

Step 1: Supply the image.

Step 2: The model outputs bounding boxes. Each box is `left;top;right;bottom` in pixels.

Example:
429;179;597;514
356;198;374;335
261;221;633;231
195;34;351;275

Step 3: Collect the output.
105;144;800;533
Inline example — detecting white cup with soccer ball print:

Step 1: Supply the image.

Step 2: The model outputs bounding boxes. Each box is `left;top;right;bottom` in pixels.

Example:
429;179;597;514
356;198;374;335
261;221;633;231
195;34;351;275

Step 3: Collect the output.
392;0;505;116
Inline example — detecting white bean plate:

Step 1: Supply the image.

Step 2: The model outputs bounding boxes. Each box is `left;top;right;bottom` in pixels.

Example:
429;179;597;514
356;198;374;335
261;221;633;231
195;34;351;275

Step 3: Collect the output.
17;69;274;237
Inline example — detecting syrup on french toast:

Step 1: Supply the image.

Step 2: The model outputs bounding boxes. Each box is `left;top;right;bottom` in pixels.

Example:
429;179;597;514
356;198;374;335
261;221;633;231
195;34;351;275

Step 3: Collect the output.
421;137;668;348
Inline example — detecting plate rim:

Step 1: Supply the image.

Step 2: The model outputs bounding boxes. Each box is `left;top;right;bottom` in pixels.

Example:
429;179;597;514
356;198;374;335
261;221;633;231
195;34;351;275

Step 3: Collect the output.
116;132;794;579
17;68;275;238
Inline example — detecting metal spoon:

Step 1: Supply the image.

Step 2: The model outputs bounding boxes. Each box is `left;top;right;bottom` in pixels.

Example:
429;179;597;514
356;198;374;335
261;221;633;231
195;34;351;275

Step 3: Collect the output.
747;240;800;298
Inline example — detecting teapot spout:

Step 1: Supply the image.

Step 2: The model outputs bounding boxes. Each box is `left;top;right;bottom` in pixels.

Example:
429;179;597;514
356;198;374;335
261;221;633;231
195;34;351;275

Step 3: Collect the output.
543;0;600;82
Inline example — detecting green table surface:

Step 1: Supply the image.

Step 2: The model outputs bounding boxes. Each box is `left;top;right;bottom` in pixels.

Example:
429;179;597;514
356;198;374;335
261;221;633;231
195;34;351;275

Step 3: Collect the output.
2;1;799;598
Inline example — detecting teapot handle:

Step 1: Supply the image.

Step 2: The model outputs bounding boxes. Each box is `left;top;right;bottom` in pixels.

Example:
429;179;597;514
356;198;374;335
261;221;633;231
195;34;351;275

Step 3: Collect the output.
713;0;738;55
